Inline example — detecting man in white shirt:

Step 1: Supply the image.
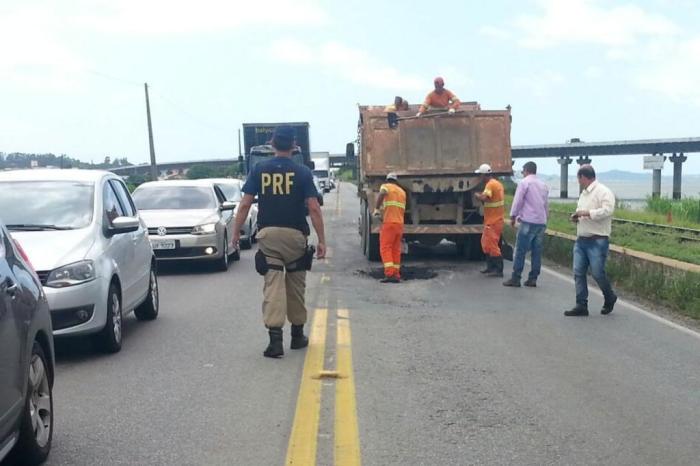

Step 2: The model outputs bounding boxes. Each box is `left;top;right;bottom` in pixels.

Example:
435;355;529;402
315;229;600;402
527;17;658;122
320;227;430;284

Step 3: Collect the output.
565;165;618;317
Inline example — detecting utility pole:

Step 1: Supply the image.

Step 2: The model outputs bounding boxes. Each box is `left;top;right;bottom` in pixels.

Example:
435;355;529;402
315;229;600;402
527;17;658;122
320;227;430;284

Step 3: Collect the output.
238;129;242;158
144;83;158;181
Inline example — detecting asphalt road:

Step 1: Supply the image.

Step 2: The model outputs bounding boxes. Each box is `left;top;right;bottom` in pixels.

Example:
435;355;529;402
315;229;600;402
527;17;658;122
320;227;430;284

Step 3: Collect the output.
14;182;700;466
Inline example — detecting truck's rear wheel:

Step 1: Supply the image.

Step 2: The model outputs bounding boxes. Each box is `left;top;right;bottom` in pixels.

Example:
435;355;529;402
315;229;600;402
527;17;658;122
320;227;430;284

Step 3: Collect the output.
361;202;380;261
458;235;484;261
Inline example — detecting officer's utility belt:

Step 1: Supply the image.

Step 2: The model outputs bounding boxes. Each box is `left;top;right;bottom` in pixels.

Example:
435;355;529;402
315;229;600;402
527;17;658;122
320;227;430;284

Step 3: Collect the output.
255;246;316;276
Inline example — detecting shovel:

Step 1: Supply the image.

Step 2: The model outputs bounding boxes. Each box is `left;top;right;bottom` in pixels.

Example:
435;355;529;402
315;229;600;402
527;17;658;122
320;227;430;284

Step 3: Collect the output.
387;110;459;128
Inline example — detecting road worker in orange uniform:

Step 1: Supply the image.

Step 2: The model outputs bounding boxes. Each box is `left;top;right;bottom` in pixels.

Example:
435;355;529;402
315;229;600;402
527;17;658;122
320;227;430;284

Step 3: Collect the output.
373;173;407;283
474;163;505;277
416;77;461;117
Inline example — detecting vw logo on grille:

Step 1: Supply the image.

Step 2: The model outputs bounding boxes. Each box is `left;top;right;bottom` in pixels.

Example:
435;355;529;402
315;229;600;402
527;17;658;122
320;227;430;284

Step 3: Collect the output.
157;226;167;236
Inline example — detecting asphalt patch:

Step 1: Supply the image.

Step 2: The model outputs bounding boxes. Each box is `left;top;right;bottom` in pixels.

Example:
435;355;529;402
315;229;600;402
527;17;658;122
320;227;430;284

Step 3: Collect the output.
357;266;438;281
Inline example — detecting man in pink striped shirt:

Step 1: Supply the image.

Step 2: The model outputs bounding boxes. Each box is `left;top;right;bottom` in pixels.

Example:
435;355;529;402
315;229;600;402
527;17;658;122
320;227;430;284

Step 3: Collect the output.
503;161;549;287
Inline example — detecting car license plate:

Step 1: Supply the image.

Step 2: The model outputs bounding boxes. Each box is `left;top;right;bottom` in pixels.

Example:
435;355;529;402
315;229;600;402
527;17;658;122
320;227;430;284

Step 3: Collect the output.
151;240;176;250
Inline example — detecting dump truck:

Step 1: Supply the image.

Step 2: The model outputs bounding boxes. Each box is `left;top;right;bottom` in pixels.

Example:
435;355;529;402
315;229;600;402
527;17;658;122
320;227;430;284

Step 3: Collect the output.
351;103;513;261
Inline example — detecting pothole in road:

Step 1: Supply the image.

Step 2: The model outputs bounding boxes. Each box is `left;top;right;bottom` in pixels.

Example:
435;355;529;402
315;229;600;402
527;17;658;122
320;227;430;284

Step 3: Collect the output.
356;266;438;281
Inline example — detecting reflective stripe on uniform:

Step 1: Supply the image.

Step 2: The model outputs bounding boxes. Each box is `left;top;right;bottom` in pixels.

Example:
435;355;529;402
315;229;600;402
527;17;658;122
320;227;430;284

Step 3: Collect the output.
383;201;406;209
484;200;505;208
383;262;395;268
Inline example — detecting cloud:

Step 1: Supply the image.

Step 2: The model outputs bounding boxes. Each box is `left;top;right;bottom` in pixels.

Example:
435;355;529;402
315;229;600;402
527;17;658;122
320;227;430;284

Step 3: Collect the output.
269;39;426;91
0;6;84;92
634;36;700;105
479;26;511;41
70;0;328;35
509;0;678;48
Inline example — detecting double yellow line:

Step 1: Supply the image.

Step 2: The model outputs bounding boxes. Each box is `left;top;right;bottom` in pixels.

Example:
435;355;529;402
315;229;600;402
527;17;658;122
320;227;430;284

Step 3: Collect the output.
285;308;361;466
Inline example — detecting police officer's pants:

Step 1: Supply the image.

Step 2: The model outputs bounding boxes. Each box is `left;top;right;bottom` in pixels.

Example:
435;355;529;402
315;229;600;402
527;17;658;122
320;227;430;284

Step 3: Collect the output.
257;227;308;328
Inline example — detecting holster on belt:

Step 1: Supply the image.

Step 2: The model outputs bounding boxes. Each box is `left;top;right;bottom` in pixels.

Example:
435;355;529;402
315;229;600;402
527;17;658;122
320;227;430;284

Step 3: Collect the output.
286;245;315;273
255;250;284;276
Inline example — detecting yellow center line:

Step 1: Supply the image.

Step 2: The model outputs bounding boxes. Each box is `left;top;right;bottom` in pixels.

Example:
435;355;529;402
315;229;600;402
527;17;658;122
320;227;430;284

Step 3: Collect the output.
285;309;328;466
335;309;361;466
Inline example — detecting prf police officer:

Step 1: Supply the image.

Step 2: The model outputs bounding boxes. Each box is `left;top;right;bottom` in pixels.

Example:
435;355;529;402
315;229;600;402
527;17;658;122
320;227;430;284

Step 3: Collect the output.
233;126;326;358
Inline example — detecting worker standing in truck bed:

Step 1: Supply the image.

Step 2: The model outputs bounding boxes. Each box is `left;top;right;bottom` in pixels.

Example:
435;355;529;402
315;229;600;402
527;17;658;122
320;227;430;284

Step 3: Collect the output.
416;77;461;117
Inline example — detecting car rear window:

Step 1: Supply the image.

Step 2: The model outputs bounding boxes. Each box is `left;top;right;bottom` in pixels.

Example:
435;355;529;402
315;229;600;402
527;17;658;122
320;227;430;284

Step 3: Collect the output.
132;186;217;210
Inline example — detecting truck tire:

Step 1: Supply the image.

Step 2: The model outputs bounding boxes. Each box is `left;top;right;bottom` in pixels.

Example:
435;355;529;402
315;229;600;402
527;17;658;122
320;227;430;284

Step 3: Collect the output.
361;202;380;261
459;235;484;261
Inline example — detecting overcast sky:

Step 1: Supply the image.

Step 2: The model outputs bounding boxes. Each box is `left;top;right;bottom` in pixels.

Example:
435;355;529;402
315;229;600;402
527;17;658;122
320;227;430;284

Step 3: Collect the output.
1;0;699;175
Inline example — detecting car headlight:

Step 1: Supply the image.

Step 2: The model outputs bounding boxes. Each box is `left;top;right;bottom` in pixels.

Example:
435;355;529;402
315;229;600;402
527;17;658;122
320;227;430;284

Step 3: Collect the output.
46;260;96;288
192;223;217;235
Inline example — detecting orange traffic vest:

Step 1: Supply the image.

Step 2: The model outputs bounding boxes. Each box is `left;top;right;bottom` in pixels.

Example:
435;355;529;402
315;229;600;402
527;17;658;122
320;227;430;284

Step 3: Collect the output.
380;182;406;224
482;178;505;225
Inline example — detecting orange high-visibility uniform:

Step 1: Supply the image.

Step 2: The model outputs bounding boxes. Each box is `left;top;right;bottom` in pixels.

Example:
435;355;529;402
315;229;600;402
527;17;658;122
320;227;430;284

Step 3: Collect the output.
480;178;505;258
379;182;406;278
419;89;461;113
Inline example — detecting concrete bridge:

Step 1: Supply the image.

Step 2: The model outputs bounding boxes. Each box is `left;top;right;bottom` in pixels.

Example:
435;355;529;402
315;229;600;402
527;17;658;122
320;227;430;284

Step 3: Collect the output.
512;137;700;199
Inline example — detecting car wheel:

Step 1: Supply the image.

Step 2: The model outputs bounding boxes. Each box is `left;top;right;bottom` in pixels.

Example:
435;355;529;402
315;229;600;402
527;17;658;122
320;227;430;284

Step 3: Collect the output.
11;342;53;465
134;264;159;321
217;234;229;271
97;284;122;353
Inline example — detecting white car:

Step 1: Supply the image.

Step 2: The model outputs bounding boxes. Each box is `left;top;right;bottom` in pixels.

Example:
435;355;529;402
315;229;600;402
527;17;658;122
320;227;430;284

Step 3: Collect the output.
210;178;258;249
0;169;158;353
132;180;239;270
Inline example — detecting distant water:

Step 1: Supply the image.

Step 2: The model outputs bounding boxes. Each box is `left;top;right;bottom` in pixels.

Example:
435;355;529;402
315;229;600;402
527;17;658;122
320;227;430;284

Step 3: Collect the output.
542;177;700;202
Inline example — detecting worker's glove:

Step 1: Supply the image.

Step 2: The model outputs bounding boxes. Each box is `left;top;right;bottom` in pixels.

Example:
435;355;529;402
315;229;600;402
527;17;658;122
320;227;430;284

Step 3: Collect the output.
372;209;381;218
415;112;422;117
448;108;456;115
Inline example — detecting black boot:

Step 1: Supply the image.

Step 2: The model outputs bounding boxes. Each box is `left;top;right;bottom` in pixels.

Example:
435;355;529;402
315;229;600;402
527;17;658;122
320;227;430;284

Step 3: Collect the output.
486;257;504;277
263;327;284;358
480;257;494;274
290;324;309;349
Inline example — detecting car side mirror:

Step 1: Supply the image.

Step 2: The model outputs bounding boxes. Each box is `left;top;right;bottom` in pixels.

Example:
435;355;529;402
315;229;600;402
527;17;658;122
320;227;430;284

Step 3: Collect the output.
108;216;139;236
252;197;258;204
221;201;236;211
346;142;355;158
308;160;316;170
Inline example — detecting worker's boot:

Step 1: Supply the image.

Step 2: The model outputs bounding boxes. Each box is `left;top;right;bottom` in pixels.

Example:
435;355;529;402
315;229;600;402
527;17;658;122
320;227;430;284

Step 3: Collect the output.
290;324;309;350
480;257;494;274
486;257;504;277
263;327;284;358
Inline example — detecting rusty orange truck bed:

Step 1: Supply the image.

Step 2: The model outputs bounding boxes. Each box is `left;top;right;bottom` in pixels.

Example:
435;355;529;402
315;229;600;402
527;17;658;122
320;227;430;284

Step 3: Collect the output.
355;103;513;260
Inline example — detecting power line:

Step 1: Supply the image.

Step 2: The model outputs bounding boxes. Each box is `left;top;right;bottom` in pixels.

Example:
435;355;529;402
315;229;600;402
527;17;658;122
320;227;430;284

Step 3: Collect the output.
149;87;233;134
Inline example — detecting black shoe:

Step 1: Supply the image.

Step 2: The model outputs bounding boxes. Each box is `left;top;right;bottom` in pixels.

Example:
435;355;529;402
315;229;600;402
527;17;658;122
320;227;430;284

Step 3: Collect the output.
486;257;504;277
502;278;520;287
263;328;284;358
290;324;309;349
564;306;589;317
523;279;537;287
601;295;618;315
480;257;494;274
380;276;400;283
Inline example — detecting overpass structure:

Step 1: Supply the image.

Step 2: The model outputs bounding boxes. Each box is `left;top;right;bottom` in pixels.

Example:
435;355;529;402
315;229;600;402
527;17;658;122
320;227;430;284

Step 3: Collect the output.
110;158;238;179
512;137;700;198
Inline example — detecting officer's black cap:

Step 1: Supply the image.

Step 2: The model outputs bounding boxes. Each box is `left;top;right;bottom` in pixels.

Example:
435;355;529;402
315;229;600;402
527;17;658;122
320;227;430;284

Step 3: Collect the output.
272;126;295;150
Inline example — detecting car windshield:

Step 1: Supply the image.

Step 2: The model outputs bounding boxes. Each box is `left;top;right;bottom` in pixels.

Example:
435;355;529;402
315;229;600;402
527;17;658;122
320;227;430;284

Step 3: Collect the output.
217;183;242;202
313;170;329;178
0;181;94;229
133;186;216;210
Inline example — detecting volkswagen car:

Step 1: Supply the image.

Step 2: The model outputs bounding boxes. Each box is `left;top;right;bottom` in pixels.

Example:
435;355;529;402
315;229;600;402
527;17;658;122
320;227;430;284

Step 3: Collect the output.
132;180;239;270
0;169;159;353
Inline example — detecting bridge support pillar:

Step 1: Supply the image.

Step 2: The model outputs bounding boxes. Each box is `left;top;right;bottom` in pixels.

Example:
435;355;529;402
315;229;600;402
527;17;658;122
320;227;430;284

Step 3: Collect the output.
651;153;666;199
670;153;687;200
557;156;572;198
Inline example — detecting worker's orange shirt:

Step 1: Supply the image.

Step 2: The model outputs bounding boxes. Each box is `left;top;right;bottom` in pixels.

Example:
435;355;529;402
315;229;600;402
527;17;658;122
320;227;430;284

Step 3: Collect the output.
380;183;406;224
419;89;461;112
481;178;505;225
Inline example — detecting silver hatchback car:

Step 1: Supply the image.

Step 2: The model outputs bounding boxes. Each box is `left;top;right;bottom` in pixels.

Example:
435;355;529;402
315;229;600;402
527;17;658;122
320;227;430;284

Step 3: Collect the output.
132;180;239;271
0;169;159;353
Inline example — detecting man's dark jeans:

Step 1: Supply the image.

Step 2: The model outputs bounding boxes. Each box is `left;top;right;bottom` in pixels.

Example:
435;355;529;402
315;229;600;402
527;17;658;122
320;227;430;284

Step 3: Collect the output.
511;221;546;282
574;237;616;307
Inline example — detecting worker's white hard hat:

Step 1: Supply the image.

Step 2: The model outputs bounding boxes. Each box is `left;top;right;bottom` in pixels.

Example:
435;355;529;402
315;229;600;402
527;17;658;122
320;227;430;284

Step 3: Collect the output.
475;163;492;174
386;172;399;181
